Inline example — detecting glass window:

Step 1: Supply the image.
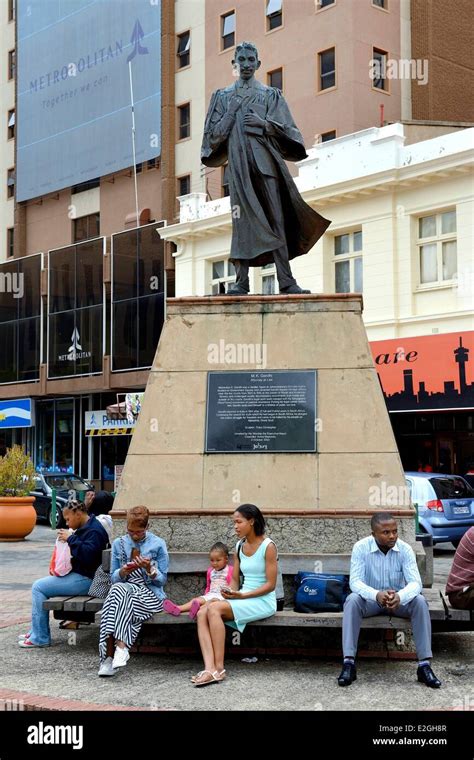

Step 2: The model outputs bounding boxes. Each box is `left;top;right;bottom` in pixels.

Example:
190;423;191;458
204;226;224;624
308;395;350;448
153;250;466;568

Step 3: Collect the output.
268;68;283;90
8;109;15;139
76;239;103;308
0;255;41;383
335;234;349;255
442;241;457;280
8;50;15;80
73;213;100;243
7;228;14;258
7;168;15;198
8;0;15;22
353;231;363;251
222;164;230;197
373;0;386;7
319;0;335;6
420;243;437;283
266;0;282;30
221;11;235;50
111;223;165;371
419;215;436;238
210;259;235;294
178;103;190;140
372;48;388;90
177;31;190;68
354;257;363;293
319;48;335;90
441;210;456;234
335;260;350;293
212;261;225;279
178;175;190;196
417;210;457;285
321;130;336;142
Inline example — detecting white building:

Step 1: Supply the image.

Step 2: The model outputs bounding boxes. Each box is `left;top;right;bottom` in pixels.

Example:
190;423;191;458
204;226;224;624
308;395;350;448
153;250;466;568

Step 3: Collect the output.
160;122;474;473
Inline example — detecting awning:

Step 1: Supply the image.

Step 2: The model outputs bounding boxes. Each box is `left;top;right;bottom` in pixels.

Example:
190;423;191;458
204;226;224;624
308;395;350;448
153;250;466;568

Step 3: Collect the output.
370;331;474;412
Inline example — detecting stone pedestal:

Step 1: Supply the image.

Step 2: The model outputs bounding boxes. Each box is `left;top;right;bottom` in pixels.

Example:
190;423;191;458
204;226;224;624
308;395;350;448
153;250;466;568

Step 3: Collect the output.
113;295;416;550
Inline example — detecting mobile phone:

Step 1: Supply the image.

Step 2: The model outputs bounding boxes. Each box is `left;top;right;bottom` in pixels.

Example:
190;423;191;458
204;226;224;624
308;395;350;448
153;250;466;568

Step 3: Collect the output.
125;561;138;569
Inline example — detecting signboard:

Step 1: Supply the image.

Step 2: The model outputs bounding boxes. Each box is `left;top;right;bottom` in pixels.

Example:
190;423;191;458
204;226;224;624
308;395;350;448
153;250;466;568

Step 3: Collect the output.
17;0;161;201
85;410;136;436
0;399;35;429
205;371;317;453
370;331;474;412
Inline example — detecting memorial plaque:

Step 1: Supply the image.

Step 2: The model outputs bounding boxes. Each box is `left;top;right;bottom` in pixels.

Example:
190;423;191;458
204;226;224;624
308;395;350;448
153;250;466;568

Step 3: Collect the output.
205;371;317;453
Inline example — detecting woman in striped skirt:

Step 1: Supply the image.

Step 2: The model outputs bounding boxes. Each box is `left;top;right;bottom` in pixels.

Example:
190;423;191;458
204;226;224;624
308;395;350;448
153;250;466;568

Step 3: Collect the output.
98;505;169;677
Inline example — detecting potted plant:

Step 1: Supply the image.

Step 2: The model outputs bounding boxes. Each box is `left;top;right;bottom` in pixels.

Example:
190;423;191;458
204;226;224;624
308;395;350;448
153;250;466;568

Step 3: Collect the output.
0;445;37;541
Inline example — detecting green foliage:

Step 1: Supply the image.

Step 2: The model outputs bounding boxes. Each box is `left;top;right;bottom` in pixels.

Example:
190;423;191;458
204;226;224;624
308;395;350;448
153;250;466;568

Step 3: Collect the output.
0;445;36;497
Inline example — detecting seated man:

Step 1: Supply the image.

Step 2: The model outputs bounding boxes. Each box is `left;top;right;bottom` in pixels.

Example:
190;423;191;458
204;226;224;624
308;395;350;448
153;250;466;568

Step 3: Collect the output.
338;512;441;688
446;526;474;610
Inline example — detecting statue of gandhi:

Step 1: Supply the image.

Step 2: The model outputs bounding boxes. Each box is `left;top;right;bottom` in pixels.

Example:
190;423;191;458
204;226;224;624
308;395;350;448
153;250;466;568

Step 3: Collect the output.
201;41;331;295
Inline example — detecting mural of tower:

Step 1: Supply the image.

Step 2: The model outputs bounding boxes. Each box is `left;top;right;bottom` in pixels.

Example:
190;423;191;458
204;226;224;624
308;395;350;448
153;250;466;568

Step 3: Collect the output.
454;337;469;394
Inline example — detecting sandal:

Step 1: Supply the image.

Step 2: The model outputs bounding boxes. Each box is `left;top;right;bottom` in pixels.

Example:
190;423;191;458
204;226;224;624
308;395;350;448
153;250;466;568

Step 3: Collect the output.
59;621;80;630
191;669;225;683
193;670;221;687
188;599;201;620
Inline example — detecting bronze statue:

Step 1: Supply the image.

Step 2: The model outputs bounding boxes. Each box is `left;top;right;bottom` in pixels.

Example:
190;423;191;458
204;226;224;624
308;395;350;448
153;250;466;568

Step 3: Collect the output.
201;41;331;295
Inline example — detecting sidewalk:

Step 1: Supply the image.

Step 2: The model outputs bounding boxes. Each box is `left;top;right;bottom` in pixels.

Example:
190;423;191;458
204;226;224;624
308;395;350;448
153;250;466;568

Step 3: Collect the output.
0;526;472;711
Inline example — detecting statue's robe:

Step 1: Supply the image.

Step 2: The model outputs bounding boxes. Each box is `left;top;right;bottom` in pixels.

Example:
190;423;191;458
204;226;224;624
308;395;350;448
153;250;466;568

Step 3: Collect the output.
201;80;331;266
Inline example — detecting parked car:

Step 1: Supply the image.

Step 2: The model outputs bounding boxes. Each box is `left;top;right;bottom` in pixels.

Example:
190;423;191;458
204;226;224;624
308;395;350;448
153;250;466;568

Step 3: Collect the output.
405;472;474;548
30;473;94;527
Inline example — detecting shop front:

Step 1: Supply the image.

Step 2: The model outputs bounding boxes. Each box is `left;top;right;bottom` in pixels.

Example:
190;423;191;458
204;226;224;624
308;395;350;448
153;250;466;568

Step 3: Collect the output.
371;331;474;476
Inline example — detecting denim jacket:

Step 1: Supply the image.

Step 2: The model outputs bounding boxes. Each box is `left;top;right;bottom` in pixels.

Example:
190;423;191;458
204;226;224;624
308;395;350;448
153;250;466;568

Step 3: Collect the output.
110;532;169;600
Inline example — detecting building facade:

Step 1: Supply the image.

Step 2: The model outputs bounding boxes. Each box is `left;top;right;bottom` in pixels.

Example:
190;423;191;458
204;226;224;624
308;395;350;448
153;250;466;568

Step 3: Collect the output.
160;121;474;474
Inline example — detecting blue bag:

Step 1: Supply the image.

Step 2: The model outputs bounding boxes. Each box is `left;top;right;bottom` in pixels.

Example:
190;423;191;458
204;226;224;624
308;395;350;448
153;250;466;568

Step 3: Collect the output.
294;571;350;613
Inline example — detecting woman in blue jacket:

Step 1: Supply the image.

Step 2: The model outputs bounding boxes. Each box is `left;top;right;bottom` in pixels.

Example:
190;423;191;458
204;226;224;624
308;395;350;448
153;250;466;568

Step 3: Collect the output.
19;500;109;648
98;505;169;677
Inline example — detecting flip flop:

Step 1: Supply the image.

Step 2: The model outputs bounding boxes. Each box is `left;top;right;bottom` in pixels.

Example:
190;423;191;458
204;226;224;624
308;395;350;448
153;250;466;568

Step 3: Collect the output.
163;600;182;616
188;599;201;620
193;670;221;687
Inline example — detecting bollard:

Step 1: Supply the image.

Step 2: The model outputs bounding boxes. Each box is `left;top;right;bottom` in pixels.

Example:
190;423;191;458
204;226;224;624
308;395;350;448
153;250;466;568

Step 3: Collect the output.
51;488;57;530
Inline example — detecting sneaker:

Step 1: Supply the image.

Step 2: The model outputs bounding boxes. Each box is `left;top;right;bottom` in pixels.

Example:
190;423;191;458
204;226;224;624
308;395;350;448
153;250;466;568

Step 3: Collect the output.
18;639;50;648
18;632;31;641
98;657;117;677
112;647;130;669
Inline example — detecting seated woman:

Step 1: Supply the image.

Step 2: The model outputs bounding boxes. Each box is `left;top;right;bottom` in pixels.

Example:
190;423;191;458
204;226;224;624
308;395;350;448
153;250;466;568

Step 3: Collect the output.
98;505;169;677
18;501;109;648
192;503;277;686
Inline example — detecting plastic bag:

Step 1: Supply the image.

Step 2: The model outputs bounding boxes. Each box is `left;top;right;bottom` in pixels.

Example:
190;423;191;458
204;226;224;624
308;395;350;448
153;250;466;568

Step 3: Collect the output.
49;539;72;577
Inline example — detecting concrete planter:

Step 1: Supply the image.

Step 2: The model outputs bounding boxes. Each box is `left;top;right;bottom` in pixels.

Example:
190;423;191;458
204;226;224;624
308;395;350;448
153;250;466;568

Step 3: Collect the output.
0;496;37;541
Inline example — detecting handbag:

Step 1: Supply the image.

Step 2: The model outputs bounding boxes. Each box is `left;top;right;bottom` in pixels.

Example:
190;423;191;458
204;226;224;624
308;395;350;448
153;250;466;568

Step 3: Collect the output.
294;571;350;613
89;537;126;599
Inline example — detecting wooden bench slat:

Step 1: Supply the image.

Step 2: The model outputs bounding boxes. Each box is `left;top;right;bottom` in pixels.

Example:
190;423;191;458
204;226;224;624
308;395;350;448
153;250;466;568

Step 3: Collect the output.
43;596;77;611
63;596;93;612
84;598;105;612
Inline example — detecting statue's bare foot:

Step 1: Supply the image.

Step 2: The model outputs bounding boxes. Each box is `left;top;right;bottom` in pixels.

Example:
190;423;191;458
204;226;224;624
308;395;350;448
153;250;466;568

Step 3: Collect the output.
279;284;311;294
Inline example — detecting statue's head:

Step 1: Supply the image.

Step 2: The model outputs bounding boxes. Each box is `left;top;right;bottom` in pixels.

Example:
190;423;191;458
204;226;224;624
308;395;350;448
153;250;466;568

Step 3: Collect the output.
232;41;261;80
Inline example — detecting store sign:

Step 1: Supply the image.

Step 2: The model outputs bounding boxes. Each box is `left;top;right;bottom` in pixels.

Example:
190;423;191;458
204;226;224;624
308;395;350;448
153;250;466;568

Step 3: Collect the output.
58;328;92;362
0;398;35;429
370;331;474;412
85;410;136;436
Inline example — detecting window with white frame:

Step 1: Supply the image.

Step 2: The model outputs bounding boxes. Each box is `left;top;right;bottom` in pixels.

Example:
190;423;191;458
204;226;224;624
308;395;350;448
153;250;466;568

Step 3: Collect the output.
210;259;236;295
334;231;363;293
261;263;276;294
417;210;457;285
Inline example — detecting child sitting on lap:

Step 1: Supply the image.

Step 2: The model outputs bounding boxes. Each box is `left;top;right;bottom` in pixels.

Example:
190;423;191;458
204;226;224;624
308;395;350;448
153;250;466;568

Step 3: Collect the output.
163;542;233;620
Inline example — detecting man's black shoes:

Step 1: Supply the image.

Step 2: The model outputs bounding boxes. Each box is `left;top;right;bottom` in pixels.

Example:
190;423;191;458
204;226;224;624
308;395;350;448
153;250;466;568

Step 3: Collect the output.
337;662;357;686
225;284;249;296
279;284;311;294
417;664;441;688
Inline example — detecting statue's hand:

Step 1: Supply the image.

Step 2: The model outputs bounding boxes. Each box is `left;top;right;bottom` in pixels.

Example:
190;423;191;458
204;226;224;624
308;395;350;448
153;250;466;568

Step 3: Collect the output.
243;110;265;128
228;95;244;115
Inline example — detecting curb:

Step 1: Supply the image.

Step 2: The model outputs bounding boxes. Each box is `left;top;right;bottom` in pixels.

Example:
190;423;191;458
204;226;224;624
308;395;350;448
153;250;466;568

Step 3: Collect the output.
0;688;171;712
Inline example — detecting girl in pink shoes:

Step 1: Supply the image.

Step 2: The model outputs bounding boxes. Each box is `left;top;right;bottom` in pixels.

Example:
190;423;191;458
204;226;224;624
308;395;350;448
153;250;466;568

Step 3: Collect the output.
163;542;233;620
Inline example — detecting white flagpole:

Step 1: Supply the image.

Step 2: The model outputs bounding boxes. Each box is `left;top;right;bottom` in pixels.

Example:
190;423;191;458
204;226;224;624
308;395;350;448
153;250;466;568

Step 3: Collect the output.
129;61;140;227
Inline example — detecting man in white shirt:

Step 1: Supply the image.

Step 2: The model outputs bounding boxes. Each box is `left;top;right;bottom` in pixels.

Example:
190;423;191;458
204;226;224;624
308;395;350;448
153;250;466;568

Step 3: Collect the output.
338;512;441;688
